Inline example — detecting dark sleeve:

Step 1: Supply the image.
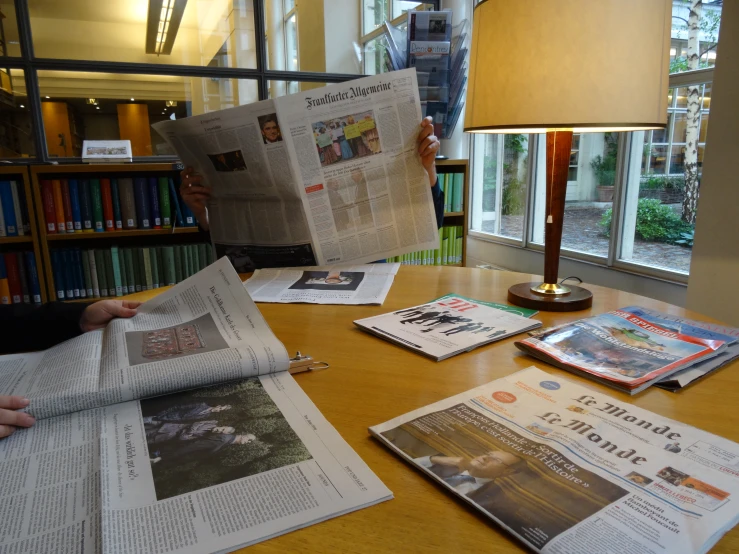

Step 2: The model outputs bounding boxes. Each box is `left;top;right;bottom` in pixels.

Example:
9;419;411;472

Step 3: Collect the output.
431;177;444;229
0;302;89;355
197;222;212;244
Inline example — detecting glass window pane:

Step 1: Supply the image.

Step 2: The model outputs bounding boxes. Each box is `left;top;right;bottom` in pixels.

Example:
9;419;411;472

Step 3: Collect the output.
265;0;362;74
38;70;258;157
649;145;668;174
670;146;685;174
470;133;530;241
0;2;22;56
670;1;722;74
675;87;688;109
652;113;670;143
702;83;712;109
392;1;432;18
363;0;389;35
672;112;687;143
268;80;327;99
28;0;257;68
699;113;709;142
0;69;36;158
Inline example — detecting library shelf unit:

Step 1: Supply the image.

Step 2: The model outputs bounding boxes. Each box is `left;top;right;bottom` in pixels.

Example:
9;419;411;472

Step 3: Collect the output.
0;165;49;303
29;163;207;302
437;158;469;267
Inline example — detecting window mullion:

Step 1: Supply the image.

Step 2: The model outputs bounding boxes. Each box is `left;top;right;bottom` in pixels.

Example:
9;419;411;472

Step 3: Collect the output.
521;133;538;248
608;132;632;267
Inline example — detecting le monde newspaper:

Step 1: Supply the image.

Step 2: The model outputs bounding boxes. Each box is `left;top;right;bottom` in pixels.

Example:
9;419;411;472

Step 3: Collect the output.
153;68;439;273
0;257;391;554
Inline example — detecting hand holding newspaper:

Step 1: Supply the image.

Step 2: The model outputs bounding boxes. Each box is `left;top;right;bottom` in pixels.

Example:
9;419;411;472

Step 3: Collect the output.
370;367;739;553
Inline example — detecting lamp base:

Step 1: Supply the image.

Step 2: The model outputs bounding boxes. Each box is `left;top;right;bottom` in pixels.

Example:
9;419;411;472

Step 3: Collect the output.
508;282;593;312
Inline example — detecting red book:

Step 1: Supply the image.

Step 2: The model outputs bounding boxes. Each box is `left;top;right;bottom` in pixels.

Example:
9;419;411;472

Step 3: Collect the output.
60;179;74;233
4;253;22;304
40;179;57;234
100;178;115;231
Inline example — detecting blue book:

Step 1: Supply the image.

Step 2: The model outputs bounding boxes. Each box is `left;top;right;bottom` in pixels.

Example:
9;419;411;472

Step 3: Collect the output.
25;252;42;304
68;179;83;232
50;250;65;300
73;249;87;298
168;178;185;227
0;181;18;236
62;250;78;298
133;177;151;229
148;177;162;229
110;179;123;230
174;177;197;227
79;179;94;232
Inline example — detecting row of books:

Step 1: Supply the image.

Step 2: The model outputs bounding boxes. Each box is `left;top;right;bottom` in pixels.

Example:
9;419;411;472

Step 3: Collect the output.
0;251;43;305
0;180;32;237
50;243;212;300
440;172;464;213
40;176;198;234
386;225;463;265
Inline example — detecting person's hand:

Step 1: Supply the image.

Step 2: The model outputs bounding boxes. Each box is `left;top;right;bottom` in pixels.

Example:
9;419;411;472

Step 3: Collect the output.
418;116;440;187
0;396;35;439
80;300;142;333
180;167;211;231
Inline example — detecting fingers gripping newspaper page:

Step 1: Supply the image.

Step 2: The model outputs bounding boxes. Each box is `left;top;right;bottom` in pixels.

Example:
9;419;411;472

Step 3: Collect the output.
244;263;400;305
101;372;392;554
273;68;439;265
370;368;739;554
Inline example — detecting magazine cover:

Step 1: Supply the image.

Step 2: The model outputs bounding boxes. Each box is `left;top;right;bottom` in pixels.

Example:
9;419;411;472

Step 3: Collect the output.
354;294;541;361
515;308;726;392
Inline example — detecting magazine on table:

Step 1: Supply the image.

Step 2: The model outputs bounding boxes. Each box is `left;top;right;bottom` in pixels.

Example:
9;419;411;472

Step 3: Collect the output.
0;258;392;553
370;366;739;554
244;262;400;305
354;293;542;361
152;68;439;271
515;307;728;394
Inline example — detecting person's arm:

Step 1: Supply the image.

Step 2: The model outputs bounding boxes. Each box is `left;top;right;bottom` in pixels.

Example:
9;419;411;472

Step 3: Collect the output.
417;117;444;229
180;167;212;232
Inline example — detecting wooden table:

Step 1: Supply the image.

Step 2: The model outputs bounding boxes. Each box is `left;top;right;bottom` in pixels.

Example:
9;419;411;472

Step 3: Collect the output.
125;266;739;553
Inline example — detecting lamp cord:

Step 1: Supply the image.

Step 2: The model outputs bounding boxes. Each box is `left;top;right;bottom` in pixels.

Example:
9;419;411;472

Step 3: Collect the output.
560;276;583;285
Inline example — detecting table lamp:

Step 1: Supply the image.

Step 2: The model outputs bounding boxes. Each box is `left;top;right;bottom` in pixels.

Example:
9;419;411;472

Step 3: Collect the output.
464;0;671;311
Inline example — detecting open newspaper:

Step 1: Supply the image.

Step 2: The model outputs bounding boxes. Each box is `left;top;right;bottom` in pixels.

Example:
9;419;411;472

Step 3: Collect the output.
244;263;400;305
515;308;728;394
152;68;439;270
0;258;392;553
370;366;739;553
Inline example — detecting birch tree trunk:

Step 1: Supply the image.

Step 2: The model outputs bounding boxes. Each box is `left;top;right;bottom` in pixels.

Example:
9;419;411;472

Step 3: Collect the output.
682;0;703;224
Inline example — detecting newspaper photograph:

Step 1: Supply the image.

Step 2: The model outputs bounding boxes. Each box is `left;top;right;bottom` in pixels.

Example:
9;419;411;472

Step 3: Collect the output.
0;257;290;421
244;262;400;305
273;68;439;266
101;372;392;553
370;368;739;553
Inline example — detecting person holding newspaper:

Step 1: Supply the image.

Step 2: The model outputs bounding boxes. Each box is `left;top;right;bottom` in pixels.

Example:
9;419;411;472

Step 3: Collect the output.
180;116;444;235
0;299;141;439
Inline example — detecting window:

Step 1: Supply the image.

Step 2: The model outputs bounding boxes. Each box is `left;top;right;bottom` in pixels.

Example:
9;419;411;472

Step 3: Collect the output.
268;80;326;99
0;69;36;158
469;0;721;281
0;2;21;57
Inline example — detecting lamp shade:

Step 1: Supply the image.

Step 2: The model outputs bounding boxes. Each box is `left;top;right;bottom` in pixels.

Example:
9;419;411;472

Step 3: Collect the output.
464;0;672;133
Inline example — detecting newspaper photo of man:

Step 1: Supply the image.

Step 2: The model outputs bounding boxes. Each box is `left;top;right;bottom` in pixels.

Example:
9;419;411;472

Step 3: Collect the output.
258;113;283;144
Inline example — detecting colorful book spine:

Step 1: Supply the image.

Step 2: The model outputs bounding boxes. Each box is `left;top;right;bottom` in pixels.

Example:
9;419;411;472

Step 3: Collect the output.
4;253;21;303
52;180;67;234
88;250;100;298
110;179;124;230
148;177;162;229
142;247;153;290
104;249;116;298
133;248;144;292
100;178;115;231
149;247;160;289
156;247;165;288
0;181;18;236
162;246;176;286
18;185;32;235
174;245;183;283
118;248;129;295
452;173;463;213
62;250;78;298
79;179;94;232
9;181;25;236
111;246;123;297
118;178;137;230
40;179;56;233
81;248;93;298
0;189;6;237
0;256;10;304
123;249;136;294
24;252;42;304
15;253;30;303
50;250;65;299
158;177;171;228
89;179;105;233
60;180;74;233
94;249;108;297
168;178;185;227
134;178;151;230
68;179;83;232
73;249;87;299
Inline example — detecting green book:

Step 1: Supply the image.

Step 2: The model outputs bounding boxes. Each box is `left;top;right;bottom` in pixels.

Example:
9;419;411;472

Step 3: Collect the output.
205;244;213;265
81;249;93;297
441;227;449;265
192;243;201;273
89;179;105;233
118;248;129;295
123;249;135;294
198;244;207;270
88;250;100;298
444;174;452;213
94;249;108;297
162;246;176;286
448;226;457;265
149;247;160;289
142;248;153;291
452;173;464;213
184;245;193;277
104;249;117;297
456;231;463;265
110;246;123;297
174;245;183;284
158;177;172;229
133;248;144;292
156;247;165;287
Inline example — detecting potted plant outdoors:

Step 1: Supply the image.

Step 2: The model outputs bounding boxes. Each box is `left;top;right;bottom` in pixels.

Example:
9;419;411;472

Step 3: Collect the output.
590;134;618;202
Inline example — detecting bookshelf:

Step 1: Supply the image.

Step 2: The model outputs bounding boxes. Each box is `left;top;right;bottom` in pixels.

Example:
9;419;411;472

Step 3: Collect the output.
437;158;468;267
0;165;48;303
29;163;207;302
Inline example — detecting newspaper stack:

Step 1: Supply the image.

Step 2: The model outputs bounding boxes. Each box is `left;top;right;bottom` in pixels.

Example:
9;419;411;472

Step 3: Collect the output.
515;307;736;394
371;367;739;553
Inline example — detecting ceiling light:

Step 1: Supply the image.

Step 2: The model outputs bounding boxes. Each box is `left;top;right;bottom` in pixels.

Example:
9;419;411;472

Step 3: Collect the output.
86;98;97;105
19;104;24;108
131;98;135;101
146;0;188;56
45;96;50;99
96;106;100;110
165;100;177;107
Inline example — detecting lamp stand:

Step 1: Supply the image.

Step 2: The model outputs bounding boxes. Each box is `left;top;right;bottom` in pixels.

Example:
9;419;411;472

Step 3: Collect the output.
507;130;593;312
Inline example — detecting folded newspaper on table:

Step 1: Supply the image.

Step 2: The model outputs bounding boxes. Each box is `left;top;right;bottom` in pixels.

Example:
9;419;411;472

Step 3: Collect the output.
244;263;400;305
152;68;439;271
370;366;739;553
0;257;391;553
354;293;542;361
515;308;728;395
